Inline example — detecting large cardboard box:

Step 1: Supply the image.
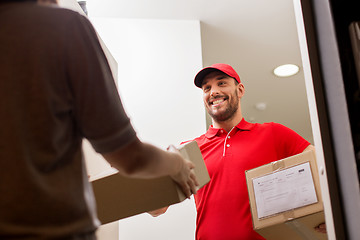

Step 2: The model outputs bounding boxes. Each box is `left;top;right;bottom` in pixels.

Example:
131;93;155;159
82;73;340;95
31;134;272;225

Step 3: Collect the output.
91;141;210;225
245;149;327;240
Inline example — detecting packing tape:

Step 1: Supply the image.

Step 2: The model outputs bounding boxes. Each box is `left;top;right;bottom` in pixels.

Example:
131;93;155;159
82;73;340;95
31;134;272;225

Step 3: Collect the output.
271;160;286;172
283;209;296;221
285;219;320;240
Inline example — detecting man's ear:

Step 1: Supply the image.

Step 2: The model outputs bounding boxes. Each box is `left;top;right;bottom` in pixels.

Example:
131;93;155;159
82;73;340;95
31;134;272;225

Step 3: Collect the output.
237;83;245;98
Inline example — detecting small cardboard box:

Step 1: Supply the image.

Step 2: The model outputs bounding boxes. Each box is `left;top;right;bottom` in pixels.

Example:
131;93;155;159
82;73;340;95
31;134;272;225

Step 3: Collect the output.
245;149;327;240
91;141;210;225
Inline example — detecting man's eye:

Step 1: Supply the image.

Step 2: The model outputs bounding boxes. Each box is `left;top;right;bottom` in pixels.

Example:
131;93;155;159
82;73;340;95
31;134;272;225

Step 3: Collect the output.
203;86;210;92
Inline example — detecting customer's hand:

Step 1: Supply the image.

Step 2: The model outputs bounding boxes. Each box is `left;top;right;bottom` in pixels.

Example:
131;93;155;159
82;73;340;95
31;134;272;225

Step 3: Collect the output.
167;145;199;198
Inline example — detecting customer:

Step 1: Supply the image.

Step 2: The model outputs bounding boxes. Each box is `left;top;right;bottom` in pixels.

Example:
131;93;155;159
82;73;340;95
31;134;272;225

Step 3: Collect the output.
0;1;198;239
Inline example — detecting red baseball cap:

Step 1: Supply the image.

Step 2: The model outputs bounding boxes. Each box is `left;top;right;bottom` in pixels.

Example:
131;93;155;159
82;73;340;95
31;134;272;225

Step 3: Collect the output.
194;63;241;88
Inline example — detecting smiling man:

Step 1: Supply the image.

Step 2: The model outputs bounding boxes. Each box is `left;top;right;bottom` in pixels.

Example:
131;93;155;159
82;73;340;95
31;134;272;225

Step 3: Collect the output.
150;63;314;239
198;65;244;131
191;63;314;240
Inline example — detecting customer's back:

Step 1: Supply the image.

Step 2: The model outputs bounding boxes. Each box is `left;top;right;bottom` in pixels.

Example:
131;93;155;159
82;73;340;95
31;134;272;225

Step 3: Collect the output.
0;2;104;238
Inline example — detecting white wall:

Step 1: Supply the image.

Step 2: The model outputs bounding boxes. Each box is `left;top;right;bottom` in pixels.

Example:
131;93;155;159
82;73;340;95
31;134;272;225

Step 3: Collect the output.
85;18;205;240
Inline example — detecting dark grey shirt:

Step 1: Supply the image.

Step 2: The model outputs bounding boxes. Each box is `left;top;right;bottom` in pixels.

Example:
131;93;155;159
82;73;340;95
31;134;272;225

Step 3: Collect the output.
0;2;136;238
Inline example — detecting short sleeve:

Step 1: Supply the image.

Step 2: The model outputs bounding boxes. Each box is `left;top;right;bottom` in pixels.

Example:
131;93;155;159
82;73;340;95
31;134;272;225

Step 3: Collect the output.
271;122;310;159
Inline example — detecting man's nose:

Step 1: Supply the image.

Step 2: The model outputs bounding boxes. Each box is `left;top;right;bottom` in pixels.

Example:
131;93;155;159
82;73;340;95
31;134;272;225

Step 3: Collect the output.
210;86;220;97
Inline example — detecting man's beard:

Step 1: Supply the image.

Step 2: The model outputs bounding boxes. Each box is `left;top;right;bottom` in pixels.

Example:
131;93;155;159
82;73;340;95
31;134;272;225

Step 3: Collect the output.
206;90;239;123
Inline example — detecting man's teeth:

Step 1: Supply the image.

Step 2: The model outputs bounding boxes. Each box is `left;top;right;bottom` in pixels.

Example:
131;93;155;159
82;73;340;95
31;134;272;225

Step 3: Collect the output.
213;99;224;105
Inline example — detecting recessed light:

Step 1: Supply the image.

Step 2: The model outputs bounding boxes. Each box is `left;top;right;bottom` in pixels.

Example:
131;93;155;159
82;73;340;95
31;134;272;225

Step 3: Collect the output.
255;102;267;111
273;64;300;77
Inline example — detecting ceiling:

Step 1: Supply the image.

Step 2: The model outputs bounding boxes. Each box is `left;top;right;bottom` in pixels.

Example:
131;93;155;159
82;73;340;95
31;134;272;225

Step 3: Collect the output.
81;0;313;142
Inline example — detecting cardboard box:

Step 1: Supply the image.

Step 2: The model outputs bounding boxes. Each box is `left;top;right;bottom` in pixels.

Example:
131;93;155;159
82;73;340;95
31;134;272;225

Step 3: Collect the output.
245;149;327;240
91;141;210;225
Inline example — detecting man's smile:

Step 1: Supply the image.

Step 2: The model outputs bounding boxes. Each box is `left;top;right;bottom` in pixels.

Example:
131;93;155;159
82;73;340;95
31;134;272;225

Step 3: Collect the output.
210;96;228;107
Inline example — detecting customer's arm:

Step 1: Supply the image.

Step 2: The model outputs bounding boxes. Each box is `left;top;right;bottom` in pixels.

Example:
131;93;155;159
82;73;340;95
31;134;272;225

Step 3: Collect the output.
102;137;199;198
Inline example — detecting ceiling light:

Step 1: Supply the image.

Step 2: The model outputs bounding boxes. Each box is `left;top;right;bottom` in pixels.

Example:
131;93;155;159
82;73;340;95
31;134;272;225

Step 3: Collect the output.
255;102;267;111
273;64;300;77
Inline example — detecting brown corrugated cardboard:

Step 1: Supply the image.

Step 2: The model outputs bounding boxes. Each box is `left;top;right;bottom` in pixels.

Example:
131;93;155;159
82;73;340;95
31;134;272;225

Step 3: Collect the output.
91;141;210;225
245;149;327;240
256;211;327;240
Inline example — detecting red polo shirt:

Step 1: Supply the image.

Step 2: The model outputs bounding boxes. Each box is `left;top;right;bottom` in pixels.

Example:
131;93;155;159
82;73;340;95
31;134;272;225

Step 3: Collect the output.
190;118;310;240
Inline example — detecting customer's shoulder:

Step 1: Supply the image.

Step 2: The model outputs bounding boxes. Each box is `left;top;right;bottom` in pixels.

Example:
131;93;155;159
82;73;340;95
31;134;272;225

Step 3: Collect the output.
38;4;86;23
